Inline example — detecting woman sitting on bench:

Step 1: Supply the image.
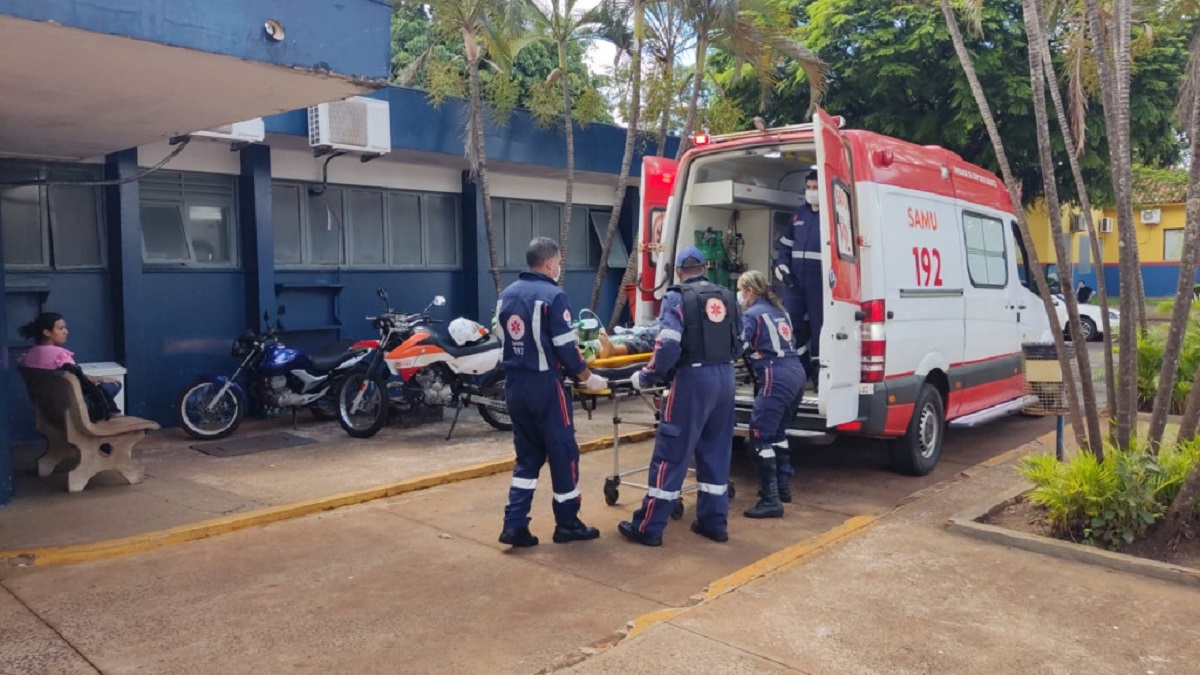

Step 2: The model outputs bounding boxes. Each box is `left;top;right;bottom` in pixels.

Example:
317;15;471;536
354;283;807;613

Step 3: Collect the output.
19;312;122;419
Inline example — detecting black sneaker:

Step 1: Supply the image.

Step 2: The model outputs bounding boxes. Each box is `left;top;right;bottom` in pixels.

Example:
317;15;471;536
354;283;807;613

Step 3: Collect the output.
617;520;662;547
498;527;539;547
553;520;601;544
690;521;729;543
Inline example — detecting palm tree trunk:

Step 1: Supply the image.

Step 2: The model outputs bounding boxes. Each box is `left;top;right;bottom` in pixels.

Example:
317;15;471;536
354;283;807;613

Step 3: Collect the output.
1030;0;1116;420
1147;76;1200;448
676;30;707;161
656;58;674;157
1023;0;1101;452
1082;0;1138;447
468;58;503;293
592;0;644;313
938;0;1091;450
558;42;576;271
1146;460;1200;549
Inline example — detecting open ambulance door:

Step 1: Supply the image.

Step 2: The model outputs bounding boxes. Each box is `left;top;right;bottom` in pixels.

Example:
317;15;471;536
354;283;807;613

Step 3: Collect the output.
638;156;679;323
814;107;863;427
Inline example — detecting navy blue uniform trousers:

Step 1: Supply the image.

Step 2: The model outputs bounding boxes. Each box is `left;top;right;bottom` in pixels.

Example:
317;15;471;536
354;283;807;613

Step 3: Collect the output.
503;371;582;529
629;364;735;538
782;263;823;380
750;357;804;481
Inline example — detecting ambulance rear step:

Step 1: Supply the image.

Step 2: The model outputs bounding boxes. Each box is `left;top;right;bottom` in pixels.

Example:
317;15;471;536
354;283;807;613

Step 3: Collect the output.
734;394;820;412
734;423;833;441
948;396;1037;429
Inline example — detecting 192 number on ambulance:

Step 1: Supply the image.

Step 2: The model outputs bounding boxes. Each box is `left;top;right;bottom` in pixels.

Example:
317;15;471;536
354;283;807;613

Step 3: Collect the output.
912;247;943;287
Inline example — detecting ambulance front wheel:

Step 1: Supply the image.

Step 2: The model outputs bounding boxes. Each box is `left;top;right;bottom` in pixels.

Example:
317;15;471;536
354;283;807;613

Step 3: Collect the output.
671;500;684;520
604;477;620;505
887;383;944;476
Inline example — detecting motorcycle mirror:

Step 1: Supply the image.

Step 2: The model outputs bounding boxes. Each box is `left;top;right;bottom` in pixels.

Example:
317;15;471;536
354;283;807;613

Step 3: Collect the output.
433;295;446;307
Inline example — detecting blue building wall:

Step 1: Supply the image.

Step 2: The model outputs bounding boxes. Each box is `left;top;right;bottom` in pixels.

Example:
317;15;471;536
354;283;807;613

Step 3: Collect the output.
1072;264;1200;300
0;0;391;82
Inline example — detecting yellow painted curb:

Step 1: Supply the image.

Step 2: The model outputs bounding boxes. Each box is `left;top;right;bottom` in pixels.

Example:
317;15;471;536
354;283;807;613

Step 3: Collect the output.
2;429;657;568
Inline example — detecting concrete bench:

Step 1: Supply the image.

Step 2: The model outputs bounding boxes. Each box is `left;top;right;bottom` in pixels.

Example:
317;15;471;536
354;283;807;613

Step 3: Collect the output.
19;367;159;493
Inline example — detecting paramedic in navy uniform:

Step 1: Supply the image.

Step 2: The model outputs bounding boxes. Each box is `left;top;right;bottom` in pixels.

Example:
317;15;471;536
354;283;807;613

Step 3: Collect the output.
496;237;608;548
775;169;822;388
618;246;740;546
737;270;804;518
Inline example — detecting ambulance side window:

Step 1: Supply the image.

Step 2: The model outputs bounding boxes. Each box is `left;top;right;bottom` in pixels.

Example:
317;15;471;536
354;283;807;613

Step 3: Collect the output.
1012;221;1032;289
962;212;1008;289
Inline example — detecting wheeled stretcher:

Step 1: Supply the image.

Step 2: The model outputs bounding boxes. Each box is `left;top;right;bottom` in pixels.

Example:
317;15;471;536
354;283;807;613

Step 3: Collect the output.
572;354;737;522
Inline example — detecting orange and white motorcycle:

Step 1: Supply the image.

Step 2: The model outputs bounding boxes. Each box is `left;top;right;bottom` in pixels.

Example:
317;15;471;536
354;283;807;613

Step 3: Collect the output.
336;288;511;439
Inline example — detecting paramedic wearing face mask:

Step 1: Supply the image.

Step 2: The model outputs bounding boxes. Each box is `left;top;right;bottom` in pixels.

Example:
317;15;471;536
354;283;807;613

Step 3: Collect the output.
737;270;804;518
618;247;740;546
495;237;607;548
775;170;822;388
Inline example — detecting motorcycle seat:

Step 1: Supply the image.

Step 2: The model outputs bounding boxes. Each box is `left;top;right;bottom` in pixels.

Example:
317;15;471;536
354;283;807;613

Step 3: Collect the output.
442;334;501;358
309;340;364;373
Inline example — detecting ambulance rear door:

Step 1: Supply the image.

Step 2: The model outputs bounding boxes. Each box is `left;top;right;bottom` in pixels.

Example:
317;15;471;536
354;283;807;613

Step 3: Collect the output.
639;156;679;323
814;107;863;427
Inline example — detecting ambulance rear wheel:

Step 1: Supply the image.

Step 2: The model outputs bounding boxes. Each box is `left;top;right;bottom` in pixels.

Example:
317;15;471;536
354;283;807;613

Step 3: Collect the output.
671;501;685;520
888;383;944;476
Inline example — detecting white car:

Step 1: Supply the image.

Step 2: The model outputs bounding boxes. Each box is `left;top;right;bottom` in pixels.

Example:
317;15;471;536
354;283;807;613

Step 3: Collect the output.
1049;294;1119;342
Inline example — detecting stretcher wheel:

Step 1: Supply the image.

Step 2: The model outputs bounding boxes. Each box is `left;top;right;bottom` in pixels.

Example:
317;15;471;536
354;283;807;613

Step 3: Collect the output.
671;500;684;520
728;481;737;500
604;476;620;506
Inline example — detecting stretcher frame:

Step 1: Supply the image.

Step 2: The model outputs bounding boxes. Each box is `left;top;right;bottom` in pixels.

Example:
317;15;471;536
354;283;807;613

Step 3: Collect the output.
573;354;737;521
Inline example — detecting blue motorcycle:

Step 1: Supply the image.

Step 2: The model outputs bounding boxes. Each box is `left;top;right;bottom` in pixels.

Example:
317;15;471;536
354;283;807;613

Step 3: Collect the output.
175;327;369;439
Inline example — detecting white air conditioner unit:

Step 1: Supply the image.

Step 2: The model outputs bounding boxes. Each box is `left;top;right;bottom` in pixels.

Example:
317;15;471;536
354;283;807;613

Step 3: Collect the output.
1069;214;1086;233
1099;217;1114;234
308;96;391;156
189;118;265;143
1141;208;1162;225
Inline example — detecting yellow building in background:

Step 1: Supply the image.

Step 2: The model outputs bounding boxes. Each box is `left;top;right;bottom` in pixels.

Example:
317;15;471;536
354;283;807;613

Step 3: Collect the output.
1025;166;1190;297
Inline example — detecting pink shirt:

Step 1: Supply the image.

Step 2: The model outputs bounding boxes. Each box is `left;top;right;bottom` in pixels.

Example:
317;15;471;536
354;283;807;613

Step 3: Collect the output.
19;345;76;370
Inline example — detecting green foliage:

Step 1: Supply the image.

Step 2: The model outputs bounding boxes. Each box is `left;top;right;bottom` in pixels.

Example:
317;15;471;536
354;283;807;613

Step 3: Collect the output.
1020;441;1200;549
486;72;521;124
1132;316;1200;414
707;0;1190;206
572;86;607;127
703;96;746;134
425;58;468;107
529;79;563;128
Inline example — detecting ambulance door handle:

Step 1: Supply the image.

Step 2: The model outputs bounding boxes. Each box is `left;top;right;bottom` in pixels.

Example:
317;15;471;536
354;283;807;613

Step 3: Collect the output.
1018;304;1027;310
854;310;866;321
835;332;849;340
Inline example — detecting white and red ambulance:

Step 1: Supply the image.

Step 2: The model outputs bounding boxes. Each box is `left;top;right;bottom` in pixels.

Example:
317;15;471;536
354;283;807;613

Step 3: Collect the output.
635;108;1048;475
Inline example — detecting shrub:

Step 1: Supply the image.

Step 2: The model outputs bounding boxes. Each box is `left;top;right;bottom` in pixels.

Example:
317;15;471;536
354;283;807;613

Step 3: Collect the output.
1130;315;1200;413
1019;442;1200;550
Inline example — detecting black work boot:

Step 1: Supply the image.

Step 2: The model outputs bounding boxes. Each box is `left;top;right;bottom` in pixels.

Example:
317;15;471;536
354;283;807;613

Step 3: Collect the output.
617;520;662;547
498;527;539;547
690;520;729;542
744;456;784;519
553;519;601;543
775;443;794;504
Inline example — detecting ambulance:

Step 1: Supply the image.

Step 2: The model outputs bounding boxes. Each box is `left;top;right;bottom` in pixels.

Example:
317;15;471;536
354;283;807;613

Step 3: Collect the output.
635;108;1048;476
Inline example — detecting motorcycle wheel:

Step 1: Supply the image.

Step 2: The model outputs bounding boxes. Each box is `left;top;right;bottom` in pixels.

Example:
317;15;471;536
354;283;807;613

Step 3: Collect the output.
177;380;244;440
337;370;389;438
477;371;513;432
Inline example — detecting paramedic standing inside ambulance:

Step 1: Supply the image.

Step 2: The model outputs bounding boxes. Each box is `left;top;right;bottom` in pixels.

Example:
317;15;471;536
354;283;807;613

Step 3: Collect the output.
496;237;608;548
618;247;740;546
737;270;804;518
775;170;822;389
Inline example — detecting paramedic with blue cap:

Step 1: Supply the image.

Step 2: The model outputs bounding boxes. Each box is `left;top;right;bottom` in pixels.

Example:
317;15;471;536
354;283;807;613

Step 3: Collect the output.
775;169;822;388
496;237;608;548
618;246;740;546
736;270;804;518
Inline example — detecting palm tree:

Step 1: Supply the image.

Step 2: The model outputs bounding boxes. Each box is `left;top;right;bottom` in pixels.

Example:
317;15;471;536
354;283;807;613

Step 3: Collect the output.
528;0;600;267
1023;0;1104;452
424;0;532;293
645;0;693;154
674;0;828;161
937;0;1094;452
588;0;647;312
1030;0;1117;422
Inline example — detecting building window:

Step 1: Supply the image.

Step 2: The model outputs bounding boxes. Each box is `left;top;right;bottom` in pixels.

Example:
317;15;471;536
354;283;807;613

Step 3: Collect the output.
139;171;237;267
0;162;105;270
962;212;1008;288
272;182;460;269
1164;229;1184;262
496;197;620;269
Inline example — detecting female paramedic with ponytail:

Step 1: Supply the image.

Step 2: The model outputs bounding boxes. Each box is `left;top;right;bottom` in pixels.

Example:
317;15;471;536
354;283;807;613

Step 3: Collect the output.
736;270;805;518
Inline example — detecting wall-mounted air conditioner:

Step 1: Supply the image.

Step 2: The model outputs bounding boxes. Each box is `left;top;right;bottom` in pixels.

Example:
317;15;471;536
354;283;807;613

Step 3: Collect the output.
1141;208;1162;225
1099;217;1114;234
308;96;391;156
1069;214;1086;233
189;118;266;143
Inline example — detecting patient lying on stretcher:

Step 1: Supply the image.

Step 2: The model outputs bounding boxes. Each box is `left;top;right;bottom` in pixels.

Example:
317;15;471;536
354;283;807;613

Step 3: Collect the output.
583;322;659;362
